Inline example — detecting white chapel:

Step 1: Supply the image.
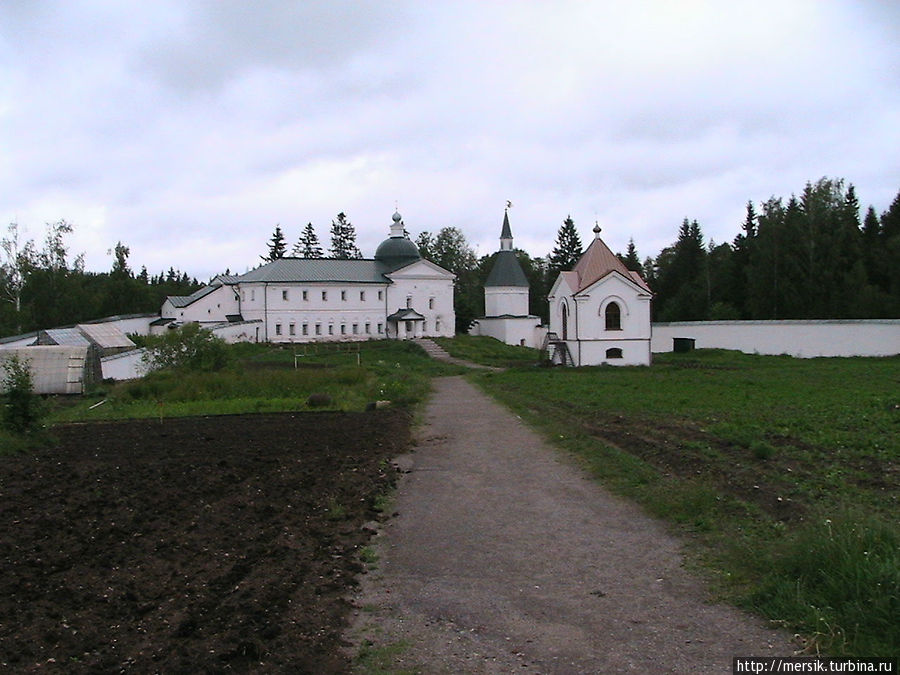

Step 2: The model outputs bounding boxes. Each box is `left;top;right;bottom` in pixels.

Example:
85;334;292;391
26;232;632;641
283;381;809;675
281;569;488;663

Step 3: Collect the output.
160;211;456;343
547;224;652;366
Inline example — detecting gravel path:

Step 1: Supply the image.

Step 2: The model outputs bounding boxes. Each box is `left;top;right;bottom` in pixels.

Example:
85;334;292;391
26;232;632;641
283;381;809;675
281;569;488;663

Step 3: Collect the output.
349;376;795;673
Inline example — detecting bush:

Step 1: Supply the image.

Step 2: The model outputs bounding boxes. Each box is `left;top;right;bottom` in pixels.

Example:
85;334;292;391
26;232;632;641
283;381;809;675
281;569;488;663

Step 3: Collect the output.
1;354;44;434
142;323;231;373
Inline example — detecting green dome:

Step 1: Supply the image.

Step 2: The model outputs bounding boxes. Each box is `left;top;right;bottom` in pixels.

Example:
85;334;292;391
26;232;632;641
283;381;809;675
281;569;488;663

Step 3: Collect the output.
374;236;421;269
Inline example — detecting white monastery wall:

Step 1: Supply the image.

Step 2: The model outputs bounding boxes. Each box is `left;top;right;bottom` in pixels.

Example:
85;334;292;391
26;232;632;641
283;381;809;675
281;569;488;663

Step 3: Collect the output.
651;320;900;358
472;316;545;349
101;348;151;381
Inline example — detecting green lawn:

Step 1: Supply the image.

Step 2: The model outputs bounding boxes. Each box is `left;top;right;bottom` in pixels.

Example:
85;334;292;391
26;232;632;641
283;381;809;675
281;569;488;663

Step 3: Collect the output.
469;349;899;657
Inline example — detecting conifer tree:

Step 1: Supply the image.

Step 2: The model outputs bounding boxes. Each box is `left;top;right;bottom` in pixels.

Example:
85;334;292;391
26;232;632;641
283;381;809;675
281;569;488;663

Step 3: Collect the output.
548;216;583;275
328;212;362;259
262;225;287;262
293;222;323;258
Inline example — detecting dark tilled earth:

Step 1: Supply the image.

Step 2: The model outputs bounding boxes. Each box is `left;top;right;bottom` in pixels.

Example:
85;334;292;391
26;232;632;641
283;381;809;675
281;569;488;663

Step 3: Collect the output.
0;410;409;674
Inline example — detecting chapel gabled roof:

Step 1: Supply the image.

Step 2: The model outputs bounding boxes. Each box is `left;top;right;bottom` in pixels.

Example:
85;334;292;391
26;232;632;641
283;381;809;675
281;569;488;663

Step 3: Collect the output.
571;227;651;294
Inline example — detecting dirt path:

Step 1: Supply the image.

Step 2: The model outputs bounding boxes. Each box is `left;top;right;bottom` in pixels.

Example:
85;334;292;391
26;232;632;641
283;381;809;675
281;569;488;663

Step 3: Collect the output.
349;376;795;674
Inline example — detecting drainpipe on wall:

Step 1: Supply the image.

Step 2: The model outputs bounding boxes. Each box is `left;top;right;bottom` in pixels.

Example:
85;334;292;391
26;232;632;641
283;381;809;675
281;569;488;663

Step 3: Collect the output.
263;282;269;342
574;296;581;366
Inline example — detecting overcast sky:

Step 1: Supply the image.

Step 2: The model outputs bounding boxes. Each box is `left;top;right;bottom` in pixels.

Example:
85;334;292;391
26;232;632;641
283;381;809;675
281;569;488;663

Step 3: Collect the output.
2;0;898;281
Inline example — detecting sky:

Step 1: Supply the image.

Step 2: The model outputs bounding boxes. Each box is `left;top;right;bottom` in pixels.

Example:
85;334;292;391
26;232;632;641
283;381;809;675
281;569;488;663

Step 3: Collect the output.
1;0;898;281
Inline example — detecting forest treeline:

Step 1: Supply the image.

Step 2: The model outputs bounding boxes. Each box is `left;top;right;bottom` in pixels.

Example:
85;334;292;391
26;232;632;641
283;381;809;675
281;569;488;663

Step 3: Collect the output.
0;220;200;336
2;176;898;337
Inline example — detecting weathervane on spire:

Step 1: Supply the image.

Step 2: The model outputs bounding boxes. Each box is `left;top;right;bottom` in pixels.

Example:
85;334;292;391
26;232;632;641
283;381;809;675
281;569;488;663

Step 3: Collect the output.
506;200;513;211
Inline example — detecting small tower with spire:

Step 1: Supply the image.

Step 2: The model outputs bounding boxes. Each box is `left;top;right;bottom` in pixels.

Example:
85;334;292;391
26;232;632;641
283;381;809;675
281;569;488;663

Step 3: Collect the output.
470;207;543;347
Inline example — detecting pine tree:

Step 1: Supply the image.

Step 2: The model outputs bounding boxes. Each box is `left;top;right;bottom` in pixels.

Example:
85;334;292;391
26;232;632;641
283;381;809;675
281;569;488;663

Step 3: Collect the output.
548;216;583;275
293;222;323;258
329;213;362;259
618;238;641;271
262;225;287;262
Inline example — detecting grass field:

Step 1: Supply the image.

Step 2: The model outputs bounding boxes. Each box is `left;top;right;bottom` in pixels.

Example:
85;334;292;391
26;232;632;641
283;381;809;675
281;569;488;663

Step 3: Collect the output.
46;340;464;424
468;348;899;657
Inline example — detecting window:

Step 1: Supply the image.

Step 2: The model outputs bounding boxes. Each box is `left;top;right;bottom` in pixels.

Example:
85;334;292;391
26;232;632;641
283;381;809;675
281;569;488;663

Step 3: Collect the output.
340;324;346;335
360;291;365;301
377;323;383;334
406;296;412;308
365;323;370;334
322;290;327;301
241;290;245;302
302;290;308;301
289;323;296;336
315;324;321;335
302;324;309;336
606;347;623;359
328;324;334;335
341;290;346;301
275;324;282;336
251;289;256;302
378;290;383;300
352;323;358;334
605;302;621;331
282;290;288;301
436;320;441;332
429;298;434;309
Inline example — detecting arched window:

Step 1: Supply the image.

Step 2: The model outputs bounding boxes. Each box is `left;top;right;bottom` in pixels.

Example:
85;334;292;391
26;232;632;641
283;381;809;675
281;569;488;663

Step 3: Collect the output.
605;302;621;331
605;347;623;359
561;303;569;340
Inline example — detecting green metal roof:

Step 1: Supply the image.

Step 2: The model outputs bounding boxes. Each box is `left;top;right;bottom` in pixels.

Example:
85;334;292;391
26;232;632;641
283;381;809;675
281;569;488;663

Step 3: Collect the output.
237;258;392;284
484;250;529;287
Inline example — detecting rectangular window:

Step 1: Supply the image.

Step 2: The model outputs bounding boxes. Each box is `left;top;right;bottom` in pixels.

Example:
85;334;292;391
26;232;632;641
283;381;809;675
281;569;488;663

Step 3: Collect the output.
241;290;245;302
429;298;434;309
302;290;308;301
289;323;295;336
302;324;309;336
378;290;383;300
282;290;288;301
322;291;327;301
377;323;383;334
340;324;346;335
360;291;365;301
315;324;321;335
436;320;441;332
251;289;256;302
352;324;358;334
341;290;347;301
406;296;412;308
365;323;370;334
328;325;334;335
275;324;282;336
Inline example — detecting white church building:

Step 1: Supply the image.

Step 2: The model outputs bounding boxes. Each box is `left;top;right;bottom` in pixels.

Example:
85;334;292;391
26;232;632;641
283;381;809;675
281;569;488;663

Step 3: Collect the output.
547;224;652;366
469;210;545;348
160;212;456;343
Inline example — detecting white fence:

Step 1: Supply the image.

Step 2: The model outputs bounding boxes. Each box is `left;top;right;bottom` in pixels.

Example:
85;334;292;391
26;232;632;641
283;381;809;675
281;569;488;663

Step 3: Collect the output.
651;319;900;358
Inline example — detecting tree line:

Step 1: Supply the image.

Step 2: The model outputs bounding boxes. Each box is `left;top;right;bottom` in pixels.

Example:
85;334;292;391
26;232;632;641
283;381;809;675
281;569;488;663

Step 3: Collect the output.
0;220;200;336
3;176;897;337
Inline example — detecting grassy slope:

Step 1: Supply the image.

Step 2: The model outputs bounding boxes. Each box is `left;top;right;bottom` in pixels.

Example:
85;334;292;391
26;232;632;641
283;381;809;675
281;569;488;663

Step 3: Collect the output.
468;349;898;657
48;341;465;423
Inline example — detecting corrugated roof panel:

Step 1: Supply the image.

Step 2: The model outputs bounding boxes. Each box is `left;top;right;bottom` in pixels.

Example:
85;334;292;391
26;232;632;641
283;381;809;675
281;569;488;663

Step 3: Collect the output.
77;323;135;349
43;328;91;346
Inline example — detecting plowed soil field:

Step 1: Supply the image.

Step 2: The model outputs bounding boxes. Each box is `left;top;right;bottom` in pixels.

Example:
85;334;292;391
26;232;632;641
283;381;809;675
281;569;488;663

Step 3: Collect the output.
0;410;409;673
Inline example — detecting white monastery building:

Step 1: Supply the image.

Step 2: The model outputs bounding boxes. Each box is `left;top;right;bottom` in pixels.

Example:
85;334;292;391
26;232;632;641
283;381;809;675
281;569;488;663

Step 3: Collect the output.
469;210;544;349
547;224;653;366
160;212;456;343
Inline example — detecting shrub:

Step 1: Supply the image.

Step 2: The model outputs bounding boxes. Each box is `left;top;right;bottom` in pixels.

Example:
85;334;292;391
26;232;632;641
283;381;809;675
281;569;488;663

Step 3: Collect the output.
142;323;230;373
1;354;44;434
